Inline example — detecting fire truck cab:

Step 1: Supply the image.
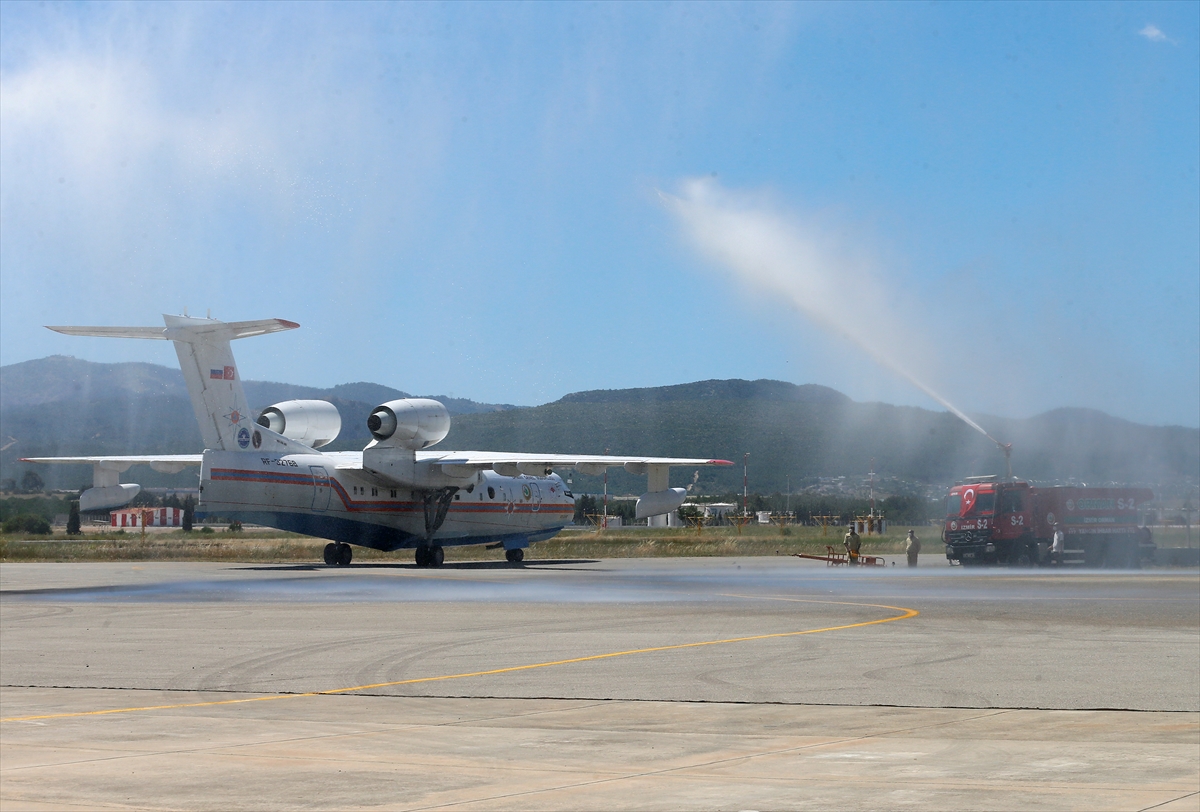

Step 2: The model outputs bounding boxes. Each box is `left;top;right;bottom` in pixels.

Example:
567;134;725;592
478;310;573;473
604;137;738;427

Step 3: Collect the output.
943;477;1035;565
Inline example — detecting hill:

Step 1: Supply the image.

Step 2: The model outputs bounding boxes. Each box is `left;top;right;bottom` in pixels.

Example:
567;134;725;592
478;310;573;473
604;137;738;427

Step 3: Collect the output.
442;381;1197;495
1;359;1195;496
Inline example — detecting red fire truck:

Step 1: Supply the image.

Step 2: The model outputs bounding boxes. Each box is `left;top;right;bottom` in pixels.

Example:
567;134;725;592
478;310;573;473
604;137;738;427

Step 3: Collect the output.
942;477;1154;567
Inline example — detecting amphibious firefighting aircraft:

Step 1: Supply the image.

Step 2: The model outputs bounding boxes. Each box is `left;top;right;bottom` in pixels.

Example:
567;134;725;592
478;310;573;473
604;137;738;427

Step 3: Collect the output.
23;315;731;566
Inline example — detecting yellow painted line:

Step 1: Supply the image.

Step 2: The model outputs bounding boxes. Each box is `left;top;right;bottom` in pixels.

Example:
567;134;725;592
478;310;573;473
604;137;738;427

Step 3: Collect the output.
1;597;917;723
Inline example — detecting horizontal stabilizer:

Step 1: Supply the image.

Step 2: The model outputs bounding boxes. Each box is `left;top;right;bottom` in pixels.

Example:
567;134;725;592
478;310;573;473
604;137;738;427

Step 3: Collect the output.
47;325;170;340
47;318;299;342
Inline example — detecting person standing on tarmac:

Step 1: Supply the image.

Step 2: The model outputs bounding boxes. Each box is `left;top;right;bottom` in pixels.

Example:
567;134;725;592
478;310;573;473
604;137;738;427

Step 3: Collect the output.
844;525;861;564
906;529;921;567
1051;523;1065;562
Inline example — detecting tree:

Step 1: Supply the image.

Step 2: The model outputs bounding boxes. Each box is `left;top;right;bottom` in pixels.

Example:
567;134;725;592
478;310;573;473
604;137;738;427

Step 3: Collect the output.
3;514;52;535
66;501;81;536
573;494;597;524
129;490;161;507
182;496;194;532
20;470;44;494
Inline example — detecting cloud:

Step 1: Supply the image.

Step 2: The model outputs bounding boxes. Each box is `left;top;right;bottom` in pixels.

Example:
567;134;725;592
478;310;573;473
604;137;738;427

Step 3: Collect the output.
1138;24;1172;44
0;7;457;332
0;48;359;238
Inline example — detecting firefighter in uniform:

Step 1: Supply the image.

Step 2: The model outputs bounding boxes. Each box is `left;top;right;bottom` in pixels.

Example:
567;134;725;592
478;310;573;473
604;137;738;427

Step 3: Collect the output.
1051;523;1065;563
844;525;861;564
905;529;920;567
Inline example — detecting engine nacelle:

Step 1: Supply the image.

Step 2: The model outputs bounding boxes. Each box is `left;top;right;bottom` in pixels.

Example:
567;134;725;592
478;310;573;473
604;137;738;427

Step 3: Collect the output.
256;400;341;449
367;398;450;450
635;488;688;519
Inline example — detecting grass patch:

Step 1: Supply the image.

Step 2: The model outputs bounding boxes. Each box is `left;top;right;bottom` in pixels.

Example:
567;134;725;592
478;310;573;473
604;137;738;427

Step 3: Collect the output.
0;525;922;563
2;524;1194;564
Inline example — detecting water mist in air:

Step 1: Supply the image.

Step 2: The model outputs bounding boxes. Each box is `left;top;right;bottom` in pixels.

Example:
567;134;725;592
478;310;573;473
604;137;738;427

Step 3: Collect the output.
661;179;1001;447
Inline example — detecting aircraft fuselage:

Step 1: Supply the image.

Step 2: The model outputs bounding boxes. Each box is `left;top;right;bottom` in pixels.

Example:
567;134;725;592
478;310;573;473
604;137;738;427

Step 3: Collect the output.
199;450;574;552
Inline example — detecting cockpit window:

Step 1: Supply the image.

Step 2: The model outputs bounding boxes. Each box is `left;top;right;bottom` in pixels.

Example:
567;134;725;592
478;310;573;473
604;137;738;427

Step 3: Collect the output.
999;489;1023;512
972;493;995;514
946;494;962;516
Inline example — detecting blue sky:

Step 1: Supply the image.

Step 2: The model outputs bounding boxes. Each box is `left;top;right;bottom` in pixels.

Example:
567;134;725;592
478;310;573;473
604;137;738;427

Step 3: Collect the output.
1;1;1197;427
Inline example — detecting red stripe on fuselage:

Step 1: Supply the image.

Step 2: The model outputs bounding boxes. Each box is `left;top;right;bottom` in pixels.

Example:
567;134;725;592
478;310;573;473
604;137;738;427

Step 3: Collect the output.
209;468;572;515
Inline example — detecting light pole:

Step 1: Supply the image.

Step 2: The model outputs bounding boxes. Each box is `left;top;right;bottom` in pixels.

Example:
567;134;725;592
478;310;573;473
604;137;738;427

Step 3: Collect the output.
603;447;609;529
743;453;749;517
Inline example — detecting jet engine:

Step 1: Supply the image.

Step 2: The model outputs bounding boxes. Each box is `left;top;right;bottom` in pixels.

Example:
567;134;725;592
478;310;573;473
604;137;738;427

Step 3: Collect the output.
366;398;450;450
256;400;341;448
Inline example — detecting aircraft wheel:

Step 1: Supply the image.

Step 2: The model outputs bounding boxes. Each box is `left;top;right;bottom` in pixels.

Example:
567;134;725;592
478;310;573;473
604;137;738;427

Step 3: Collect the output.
430;546;444;567
505;548;524;563
337;544;353;566
414;547;429;567
323;543;338;566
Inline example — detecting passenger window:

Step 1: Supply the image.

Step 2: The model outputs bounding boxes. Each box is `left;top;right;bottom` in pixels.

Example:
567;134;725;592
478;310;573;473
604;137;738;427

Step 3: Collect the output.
488;487;496;499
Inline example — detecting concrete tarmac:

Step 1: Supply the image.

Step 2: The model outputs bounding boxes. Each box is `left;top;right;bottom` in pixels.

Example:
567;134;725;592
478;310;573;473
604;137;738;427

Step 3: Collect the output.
2;557;1197;810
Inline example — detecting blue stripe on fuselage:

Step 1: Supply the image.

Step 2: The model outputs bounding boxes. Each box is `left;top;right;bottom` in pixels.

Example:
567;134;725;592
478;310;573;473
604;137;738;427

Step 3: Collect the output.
196;509;564;552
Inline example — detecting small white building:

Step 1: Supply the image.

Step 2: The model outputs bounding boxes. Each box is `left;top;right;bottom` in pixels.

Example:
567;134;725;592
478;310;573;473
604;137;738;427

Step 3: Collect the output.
696;503;738;519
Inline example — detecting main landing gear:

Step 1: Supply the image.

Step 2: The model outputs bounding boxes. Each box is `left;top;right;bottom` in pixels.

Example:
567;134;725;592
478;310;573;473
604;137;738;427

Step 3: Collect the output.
415;545;445;568
505;548;524;564
323;542;353;567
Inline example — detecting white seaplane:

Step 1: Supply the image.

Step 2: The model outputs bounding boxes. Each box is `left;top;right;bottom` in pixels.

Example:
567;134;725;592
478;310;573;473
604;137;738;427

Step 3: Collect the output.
23;315;731;566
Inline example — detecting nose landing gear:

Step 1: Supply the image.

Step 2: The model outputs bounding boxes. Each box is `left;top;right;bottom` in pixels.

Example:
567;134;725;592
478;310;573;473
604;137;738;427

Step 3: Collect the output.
505;548;525;564
415;545;445;567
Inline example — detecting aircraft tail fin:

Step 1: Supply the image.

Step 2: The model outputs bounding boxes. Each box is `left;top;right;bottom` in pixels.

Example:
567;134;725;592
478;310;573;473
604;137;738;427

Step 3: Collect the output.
47;315;299;451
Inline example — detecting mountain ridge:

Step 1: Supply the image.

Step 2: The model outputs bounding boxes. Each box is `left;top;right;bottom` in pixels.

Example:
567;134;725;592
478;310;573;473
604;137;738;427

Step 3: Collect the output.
2;356;1195;494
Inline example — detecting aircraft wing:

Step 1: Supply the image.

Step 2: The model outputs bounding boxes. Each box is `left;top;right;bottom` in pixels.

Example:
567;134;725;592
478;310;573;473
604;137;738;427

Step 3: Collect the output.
20;455;204;474
416;450;733;477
